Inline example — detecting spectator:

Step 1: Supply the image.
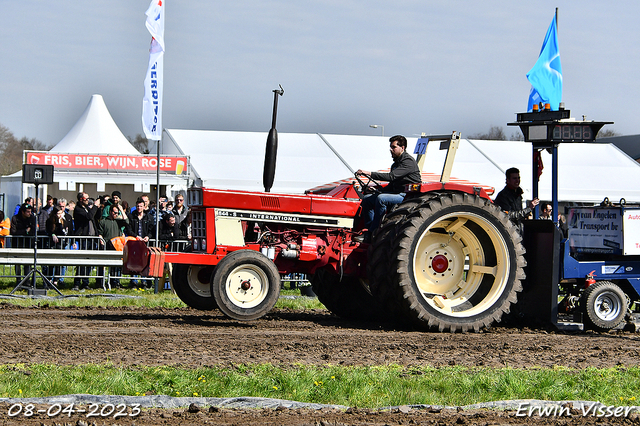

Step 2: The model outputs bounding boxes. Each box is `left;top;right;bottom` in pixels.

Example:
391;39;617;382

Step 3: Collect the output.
130;194;151;214
14;197;33;217
493;167;539;227
38;195;55;234
56;198;73;224
141;194;150;213
147;195;168;234
51;198;73;286
0;211;9;248
159;212;180;241
101;191;127;221
97;204;131;288
173;194;188;229
95;195;107;220
120;200;129;218
73;192;98;290
67;200;76;218
128;198;153;288
128;198;152;242
10;203;36;246
540;202;553;220
558;213;568;237
46;207;71;286
10;203;36;281
182;209;192;240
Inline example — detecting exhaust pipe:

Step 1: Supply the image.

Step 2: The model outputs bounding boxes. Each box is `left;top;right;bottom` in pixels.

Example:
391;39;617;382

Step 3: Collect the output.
263;84;284;192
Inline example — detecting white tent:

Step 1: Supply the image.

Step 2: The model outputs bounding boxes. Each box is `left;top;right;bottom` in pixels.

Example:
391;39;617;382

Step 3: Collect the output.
0;95;187;213
51;94;140;155
162;129;640;204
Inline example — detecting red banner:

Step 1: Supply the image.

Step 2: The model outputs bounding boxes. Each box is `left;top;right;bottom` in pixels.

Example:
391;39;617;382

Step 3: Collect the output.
25;152;188;175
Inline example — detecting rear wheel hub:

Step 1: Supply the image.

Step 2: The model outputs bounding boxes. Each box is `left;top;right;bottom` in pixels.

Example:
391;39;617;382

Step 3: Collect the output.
431;254;449;273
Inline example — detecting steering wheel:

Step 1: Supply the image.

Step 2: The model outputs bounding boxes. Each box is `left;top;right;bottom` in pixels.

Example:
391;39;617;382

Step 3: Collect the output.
354;172;383;198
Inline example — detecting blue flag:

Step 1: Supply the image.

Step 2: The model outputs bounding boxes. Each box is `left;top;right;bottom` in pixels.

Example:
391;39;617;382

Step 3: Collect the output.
527;15;562;111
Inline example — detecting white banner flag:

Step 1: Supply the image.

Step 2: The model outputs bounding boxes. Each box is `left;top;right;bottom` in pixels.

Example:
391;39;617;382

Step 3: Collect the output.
142;0;165;140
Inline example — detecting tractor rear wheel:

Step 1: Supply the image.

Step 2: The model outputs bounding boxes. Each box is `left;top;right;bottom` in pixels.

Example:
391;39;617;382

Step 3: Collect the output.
172;264;217;311
387;193;525;332
311;268;382;321
581;281;628;331
211;250;281;321
368;197;433;319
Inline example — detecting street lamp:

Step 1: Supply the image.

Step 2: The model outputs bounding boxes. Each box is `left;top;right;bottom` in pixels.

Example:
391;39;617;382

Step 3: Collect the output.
369;124;384;136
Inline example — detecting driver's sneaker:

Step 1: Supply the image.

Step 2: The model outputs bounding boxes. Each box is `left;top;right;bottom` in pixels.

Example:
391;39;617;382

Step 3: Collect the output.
353;232;371;243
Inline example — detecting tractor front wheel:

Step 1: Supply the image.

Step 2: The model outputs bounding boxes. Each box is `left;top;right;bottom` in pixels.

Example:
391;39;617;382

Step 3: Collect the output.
172;264;217;311
211;250;281;321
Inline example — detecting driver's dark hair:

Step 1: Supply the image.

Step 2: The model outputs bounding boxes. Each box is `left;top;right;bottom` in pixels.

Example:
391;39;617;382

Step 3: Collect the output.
505;167;519;179
389;135;407;149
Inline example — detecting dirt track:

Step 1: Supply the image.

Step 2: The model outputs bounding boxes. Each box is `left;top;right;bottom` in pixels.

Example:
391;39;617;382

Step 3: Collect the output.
1;304;640;425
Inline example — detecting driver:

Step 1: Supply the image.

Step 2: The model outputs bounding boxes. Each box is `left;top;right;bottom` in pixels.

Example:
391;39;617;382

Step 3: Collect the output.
356;135;421;241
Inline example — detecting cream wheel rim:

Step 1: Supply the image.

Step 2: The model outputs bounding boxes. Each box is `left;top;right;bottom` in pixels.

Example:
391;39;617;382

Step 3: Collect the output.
412;212;510;317
224;264;270;309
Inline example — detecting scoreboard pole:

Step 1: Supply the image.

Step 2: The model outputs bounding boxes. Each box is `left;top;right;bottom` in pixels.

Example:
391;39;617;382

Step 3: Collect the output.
508;106;612;224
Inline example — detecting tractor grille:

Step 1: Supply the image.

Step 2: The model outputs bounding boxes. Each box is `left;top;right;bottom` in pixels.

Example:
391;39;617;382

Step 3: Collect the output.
191;210;206;241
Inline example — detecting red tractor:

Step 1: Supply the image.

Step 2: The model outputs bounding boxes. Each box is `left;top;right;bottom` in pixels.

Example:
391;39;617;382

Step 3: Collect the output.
124;131;525;332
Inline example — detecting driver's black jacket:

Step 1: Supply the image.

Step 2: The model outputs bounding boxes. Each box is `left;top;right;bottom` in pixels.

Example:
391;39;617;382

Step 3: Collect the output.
370;151;421;194
493;186;532;223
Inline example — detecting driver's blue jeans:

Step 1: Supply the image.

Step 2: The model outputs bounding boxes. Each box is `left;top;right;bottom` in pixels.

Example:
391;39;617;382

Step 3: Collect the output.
362;192;406;232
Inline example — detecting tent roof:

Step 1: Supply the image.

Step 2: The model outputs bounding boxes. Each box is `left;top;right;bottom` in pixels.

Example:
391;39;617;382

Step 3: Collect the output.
50;94;139;155
163;130;640;204
597;134;640;161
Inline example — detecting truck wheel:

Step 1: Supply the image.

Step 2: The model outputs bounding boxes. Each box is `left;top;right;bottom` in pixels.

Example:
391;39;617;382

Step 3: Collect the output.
172;264;217;311
311;268;382;321
581;281;628;331
211;250;281;321
391;193;525;332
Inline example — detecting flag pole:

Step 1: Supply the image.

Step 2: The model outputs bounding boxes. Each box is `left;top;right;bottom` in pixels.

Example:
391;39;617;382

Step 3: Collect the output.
552;7;559;223
142;0;165;293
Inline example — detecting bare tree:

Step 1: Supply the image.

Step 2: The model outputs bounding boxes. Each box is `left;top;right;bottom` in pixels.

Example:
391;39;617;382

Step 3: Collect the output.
510;131;524;141
597;128;621;138
0;123;51;176
128;134;150;154
469;126;507;140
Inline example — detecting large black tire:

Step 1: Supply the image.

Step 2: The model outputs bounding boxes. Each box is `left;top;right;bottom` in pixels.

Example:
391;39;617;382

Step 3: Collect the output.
211;250;281;321
581;281;628;331
386;193;525;332
311;268;383;321
172;264;217;311
368;197;434;319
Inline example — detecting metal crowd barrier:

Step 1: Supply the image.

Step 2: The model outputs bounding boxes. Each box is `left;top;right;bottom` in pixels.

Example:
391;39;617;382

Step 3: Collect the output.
0;236;311;292
0;236;191;290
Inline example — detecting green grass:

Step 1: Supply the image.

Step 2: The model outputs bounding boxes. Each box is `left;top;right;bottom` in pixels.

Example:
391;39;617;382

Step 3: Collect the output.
0;288;322;310
1;363;639;408
1;277;638;408
0;277;324;310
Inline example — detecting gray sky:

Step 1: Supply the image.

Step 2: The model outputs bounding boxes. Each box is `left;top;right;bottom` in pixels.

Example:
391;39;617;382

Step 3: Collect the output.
1;1;638;147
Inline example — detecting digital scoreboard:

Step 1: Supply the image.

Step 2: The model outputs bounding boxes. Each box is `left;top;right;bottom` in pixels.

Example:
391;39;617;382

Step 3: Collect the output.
507;108;612;144
552;123;595;142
